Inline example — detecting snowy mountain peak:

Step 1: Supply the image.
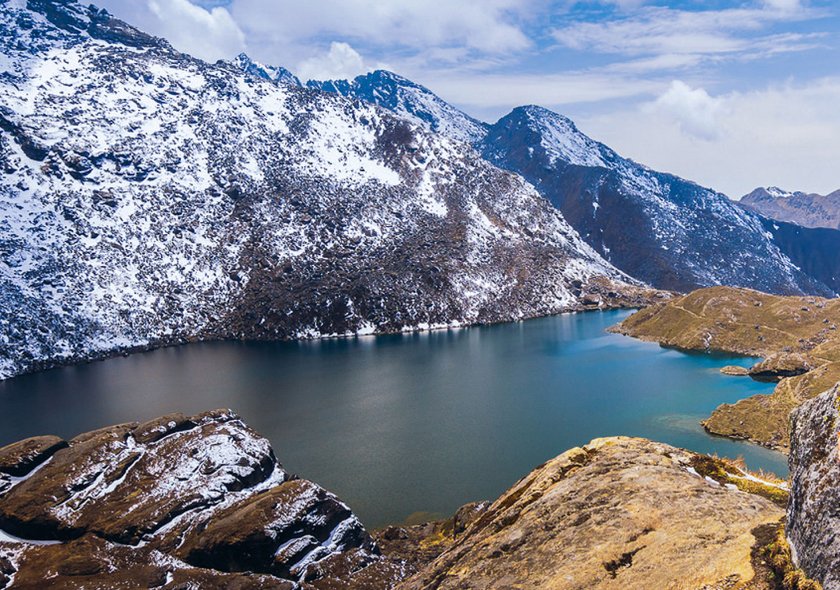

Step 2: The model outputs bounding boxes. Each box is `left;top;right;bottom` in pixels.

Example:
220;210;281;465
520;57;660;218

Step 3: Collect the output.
740;186;840;230
766;186;796;199
494;106;612;169
744;186;800;201
233;53;301;86
306;70;489;144
12;0;166;52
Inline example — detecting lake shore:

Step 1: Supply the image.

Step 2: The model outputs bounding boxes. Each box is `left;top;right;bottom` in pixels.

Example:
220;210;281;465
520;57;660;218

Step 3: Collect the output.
611;285;840;452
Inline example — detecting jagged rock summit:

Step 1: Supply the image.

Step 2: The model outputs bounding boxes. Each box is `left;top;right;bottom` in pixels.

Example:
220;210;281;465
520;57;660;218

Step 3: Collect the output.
307;70;489;145
739;186;840;230
0;0;652;380
233;52;301;86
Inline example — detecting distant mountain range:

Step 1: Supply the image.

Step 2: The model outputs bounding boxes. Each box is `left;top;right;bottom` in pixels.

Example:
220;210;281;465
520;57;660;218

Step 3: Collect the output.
739;186;840;230
0;0;646;380
270;64;835;296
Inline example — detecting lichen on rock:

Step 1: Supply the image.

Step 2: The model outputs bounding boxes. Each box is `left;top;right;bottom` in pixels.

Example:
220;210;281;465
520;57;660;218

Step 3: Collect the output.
787;385;840;590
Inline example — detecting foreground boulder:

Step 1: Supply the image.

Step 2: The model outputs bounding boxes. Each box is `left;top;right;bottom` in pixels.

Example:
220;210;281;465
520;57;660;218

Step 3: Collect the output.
0;410;404;589
399;437;786;590
788;385;840;589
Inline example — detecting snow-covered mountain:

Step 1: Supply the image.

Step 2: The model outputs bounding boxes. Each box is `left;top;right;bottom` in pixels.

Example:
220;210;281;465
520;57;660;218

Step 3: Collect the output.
478;106;832;295
0;0;645;380
296;68;834;296
739;186;840;230
233;52;301;86
307;70;489;145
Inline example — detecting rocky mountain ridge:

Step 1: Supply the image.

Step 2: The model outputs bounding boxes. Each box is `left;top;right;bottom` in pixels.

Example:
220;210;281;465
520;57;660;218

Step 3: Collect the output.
740;186;840;230
306;70;489;145
0;0;654;381
290;67;837;296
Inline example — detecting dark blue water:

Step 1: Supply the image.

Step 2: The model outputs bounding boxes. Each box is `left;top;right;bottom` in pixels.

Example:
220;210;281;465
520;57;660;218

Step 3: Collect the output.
0;310;785;528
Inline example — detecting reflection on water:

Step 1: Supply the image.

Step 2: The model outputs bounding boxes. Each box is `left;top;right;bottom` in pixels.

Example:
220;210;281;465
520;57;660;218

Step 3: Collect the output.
0;310;785;528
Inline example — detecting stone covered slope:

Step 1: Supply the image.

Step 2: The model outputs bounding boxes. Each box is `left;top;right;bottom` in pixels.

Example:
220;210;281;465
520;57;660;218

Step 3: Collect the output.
788;385;840;590
0;0;647;381
612;287;840;450
399;437;786;590
0;410;406;589
740;187;840;230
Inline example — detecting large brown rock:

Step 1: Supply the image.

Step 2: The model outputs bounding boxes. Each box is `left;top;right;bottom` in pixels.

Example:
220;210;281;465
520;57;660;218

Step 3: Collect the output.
749;353;813;381
0;436;67;478
0;410;404;589
788;385;840;589
399;437;785;590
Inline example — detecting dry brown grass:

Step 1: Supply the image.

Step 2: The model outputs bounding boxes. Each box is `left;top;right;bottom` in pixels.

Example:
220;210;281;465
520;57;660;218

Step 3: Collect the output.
613;286;840;450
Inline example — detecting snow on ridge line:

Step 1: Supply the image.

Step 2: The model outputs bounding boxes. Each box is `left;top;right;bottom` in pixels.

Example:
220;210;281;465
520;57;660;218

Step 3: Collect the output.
0;0;635;381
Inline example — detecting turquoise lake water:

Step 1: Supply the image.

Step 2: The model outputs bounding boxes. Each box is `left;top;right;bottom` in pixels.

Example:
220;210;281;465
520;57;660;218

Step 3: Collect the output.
0;309;786;528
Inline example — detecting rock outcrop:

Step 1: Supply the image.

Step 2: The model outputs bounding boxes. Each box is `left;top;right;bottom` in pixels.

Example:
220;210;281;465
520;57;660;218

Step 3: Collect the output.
1;413;815;590
788;385;840;590
612;286;840;450
0;410;406;589
399;437;786;590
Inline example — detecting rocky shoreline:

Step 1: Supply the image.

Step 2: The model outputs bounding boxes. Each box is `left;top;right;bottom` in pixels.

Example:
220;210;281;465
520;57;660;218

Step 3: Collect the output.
610;286;840;451
0;409;826;589
1;279;665;384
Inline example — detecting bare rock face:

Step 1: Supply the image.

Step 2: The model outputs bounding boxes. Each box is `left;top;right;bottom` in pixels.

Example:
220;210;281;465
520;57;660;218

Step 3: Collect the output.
0;410;405;589
749;353;813;381
788;385;840;590
399;437;785;590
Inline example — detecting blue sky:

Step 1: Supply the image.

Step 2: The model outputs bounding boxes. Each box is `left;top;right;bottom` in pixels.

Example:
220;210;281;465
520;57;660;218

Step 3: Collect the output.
97;0;840;197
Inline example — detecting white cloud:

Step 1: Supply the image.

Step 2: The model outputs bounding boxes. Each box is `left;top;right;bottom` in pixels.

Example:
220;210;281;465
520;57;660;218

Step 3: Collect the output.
229;0;535;64
97;0;245;62
651;81;726;140
577;77;840;198
551;3;820;73
297;42;368;82
419;71;660;121
763;0;803;11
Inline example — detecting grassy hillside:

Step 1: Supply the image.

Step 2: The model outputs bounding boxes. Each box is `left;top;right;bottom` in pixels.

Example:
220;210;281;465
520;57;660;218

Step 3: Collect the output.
612;287;840;450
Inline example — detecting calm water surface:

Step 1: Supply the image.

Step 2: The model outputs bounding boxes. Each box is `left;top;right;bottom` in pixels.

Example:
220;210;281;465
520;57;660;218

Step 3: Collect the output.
0;310;785;528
